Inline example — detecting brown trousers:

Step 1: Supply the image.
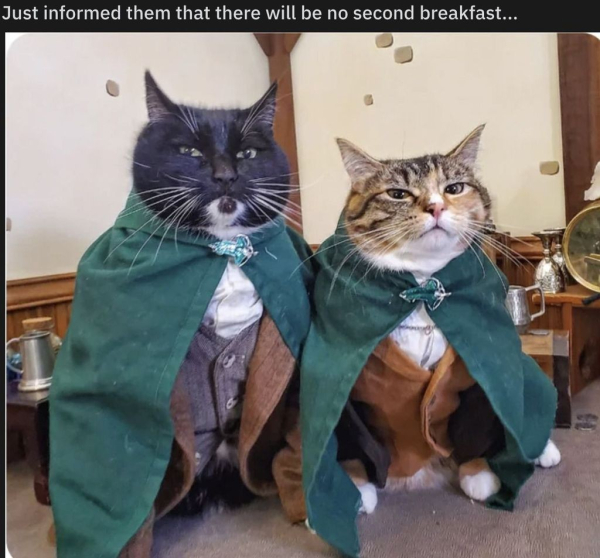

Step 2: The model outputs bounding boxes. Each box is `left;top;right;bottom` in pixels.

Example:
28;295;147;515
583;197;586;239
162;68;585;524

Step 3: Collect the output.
351;338;476;478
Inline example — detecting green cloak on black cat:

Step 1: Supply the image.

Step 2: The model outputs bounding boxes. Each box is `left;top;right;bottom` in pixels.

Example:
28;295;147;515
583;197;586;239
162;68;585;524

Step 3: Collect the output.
49;199;313;558
300;218;557;558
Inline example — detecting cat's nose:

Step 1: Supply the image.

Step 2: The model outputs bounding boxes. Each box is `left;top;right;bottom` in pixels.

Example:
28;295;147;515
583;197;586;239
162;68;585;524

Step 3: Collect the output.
426;202;446;220
212;157;238;188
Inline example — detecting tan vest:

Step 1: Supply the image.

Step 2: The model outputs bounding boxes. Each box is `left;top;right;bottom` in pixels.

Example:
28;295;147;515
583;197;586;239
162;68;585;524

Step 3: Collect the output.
351;337;475;478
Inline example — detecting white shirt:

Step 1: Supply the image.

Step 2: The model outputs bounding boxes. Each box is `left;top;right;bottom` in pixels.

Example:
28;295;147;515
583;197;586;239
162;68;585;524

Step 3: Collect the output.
202;260;263;339
390;302;448;370
389;271;450;370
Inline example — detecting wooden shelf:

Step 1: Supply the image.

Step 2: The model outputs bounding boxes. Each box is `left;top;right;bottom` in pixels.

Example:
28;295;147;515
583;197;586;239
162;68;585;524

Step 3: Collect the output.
532;284;600;308
531;284;599;395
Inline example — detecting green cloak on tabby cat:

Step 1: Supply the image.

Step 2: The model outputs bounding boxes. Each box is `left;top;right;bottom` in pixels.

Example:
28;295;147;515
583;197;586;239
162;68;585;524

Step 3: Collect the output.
49;194;312;558
300;218;557;558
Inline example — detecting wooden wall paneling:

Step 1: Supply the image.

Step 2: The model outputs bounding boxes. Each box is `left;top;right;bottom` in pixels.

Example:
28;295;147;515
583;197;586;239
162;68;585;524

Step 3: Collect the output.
254;33;303;232
7;273;76;341
557;33;600;221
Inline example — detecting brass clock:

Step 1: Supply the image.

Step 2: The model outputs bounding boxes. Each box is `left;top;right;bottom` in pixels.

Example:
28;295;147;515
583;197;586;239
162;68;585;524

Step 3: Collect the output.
563;201;600;293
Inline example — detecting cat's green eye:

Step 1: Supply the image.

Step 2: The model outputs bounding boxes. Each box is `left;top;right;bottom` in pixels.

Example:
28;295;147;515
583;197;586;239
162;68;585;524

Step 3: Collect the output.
387;189;411;200
236;148;257;160
445;183;465;195
179;146;202;157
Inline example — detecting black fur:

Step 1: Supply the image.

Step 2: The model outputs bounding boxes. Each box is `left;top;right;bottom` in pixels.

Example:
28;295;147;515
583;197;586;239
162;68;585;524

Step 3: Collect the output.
170;453;255;517
132;71;290;231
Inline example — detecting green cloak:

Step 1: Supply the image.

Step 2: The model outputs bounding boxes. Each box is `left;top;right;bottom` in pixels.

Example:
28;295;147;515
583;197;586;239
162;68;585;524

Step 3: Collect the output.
49;194;312;558
300;221;557;557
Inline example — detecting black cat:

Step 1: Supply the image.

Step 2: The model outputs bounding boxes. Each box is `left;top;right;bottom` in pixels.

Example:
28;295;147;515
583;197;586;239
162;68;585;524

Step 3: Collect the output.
132;72;293;516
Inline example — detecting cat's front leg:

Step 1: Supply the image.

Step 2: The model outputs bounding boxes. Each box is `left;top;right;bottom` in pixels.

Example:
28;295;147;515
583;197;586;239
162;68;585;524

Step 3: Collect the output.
534;439;561;468
458;458;501;501
341;459;378;514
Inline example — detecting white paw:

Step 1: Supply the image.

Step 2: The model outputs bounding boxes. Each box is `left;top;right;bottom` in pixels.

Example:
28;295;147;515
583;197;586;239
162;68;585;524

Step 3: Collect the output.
357;483;378;514
460;469;501;502
534;440;561;468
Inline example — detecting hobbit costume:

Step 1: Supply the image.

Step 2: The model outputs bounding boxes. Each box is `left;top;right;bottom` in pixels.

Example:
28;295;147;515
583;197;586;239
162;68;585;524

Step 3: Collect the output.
49;194;312;558
300;220;557;557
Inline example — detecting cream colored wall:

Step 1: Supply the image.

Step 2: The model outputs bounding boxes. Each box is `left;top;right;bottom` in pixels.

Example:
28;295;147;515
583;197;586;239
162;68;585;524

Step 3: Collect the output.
291;33;565;244
6;33;269;280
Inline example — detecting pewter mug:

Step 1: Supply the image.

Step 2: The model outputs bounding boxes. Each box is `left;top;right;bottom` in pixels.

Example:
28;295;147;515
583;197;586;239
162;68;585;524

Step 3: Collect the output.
6;330;55;392
505;285;545;334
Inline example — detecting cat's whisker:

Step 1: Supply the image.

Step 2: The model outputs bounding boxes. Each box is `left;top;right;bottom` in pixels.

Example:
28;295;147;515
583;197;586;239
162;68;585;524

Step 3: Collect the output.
126;186;185;197
468;221;539;252
119;187;190;209
105;193;189;263
126;194;193;274
290;233;369;275
240;93;266;135
246;198;272;224
241;91;282;137
173;174;203;184
153;193;196;262
248;189;303;211
122;187;189;213
129;219;167;275
464;226;533;270
331;224;415;297
252;196;304;230
467;234;524;271
353;225;419;258
241;94;275;137
468;219;537;236
249;172;300;183
250;187;304;195
118;190;190;224
461;230;511;288
355;228;414;265
327;226;411;295
355;226;426;288
254;195;303;219
463;230;521;281
176;105;199;137
254;193;301;217
251;173;327;193
168;195;198;254
292;225;405;276
117;189;191;219
163;174;197;185
248;186;299;206
457;230;486;278
327;244;364;300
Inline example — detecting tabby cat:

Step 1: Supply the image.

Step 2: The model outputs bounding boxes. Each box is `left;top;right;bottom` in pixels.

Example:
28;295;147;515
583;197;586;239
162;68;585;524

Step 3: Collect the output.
335;126;561;513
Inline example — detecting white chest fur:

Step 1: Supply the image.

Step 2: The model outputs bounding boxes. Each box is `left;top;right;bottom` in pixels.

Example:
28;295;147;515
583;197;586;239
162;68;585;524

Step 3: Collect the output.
202;260;263;339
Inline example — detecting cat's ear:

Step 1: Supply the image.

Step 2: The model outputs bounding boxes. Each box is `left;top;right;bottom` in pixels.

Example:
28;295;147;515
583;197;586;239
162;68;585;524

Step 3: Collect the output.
446;124;485;167
144;71;177;122
336;138;382;187
245;82;278;131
